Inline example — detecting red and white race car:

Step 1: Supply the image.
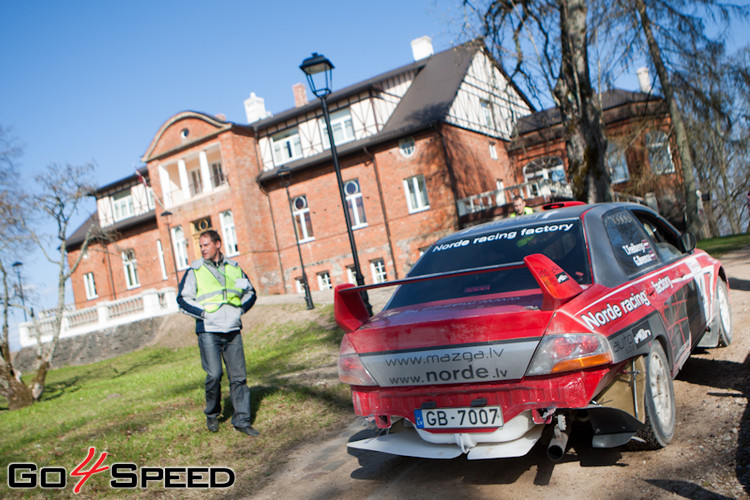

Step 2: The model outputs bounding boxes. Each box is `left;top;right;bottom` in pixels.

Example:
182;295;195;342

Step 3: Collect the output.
335;202;732;461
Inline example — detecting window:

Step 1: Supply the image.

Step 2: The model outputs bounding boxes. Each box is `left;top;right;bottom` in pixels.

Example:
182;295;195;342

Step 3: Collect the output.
403;174;430;213
292;195;314;242
220;210;239;256
189;169;203;196
606;142;630;183
646;130;675;174
272;129;302;165
370;259;387;284
344;179;367;229
399;137;415;158
147;187;155;209
122;249;140;289
295;277;305;294
83;272;97;300
481;99;495;128
346;265;357;285
317;271;332;291
489;142;498;160
156;240;168;281
211;162;226;188
523;157;567;197
603;209;661;277
634;211;684;263
172;226;189;270
321;108;355;148
112;190;135;221
386;220;590;310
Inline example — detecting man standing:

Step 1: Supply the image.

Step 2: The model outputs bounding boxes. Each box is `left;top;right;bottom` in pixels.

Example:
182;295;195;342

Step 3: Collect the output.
510;195;534;217
177;230;260;437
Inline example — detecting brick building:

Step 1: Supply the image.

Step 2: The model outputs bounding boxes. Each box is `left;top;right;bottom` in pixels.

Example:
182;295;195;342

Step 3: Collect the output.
67;38;682;308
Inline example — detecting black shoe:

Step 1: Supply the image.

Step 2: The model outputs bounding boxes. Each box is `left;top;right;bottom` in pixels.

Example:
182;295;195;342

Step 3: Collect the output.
235;425;260;437
206;417;219;433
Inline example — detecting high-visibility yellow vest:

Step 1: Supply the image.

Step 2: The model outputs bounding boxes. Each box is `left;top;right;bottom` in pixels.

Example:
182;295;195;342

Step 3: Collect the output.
194;262;243;313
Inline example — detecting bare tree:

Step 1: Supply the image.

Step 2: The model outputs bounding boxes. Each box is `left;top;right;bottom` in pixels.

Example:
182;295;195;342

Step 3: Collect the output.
465;0;613;202
19;162;99;402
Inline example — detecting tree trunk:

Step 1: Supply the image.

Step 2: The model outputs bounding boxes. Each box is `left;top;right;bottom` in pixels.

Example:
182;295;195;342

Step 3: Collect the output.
635;0;707;238
0;364;34;410
553;0;612;203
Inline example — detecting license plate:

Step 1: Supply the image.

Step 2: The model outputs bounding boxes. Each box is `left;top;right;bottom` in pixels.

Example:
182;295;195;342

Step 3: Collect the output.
414;406;503;429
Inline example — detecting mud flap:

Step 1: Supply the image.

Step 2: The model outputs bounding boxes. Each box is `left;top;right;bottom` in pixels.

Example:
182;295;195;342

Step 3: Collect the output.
586;407;643;448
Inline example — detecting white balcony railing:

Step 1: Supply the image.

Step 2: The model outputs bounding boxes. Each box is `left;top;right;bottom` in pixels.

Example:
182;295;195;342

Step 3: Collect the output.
17;288;178;349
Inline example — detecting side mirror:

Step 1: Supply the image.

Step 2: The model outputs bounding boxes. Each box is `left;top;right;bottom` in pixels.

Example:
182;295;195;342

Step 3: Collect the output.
680;232;696;253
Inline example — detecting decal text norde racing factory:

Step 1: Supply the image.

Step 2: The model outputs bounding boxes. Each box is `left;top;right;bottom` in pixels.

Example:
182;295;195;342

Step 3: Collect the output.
360;340;539;387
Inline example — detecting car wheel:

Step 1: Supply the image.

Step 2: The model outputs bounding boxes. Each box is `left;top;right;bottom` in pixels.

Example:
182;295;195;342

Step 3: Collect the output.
715;279;732;347
632;342;675;449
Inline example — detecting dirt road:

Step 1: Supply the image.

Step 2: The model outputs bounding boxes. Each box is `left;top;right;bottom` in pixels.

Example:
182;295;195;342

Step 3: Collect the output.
252;247;750;500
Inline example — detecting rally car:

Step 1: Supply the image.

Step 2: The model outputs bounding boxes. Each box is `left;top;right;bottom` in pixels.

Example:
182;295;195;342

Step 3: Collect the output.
334;202;732;461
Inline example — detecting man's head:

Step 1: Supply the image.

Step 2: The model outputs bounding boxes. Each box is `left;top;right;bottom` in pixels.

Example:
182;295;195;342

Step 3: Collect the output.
513;196;527;215
199;230;222;262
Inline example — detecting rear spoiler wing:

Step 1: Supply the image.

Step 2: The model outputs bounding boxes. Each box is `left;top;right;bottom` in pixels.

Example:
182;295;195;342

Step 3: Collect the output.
335;253;584;332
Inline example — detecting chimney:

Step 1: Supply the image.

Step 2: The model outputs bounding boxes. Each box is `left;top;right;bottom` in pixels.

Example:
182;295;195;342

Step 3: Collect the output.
637;67;652;93
411;36;434;61
244;92;272;123
293;83;309;107
215;113;226;121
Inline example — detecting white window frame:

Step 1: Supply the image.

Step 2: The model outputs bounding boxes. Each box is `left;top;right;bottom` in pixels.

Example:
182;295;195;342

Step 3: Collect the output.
294;277;305;294
370;259;387;284
220;210;239;257
606;142;630;184
346;265;357;285
172;226;189;270
321;108;355;148
272;129;303;165
188;169;203;197
317;271;332;291
122;249;140;290
156;240;168;281
292;195;314;243
489;141;498;160
481;99;495;129
403;174;430;214
83;272;97;300
211;161;226;188
344;179;367;229
646;130;675;174
112;190;135;222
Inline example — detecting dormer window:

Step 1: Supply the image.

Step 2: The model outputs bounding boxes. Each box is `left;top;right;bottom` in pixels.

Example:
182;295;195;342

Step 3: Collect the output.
272;129;303;165
112;189;135;221
321;108;355;148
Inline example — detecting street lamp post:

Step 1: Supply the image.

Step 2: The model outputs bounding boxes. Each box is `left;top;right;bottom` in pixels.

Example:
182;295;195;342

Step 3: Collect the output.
278;167;314;310
11;261;27;321
300;52;372;316
160;211;180;282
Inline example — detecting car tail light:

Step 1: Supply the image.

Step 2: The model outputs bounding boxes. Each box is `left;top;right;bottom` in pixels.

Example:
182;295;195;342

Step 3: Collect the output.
525;333;613;376
338;335;377;386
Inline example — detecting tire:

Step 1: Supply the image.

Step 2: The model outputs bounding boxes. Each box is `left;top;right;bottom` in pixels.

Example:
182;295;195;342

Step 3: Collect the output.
632;342;675;449
715;279;733;347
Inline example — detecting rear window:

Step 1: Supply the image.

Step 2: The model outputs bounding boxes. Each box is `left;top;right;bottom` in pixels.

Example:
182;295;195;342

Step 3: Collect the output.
387;220;590;309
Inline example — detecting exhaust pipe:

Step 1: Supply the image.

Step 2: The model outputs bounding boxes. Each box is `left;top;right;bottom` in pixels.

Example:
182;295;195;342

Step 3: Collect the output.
547;415;571;462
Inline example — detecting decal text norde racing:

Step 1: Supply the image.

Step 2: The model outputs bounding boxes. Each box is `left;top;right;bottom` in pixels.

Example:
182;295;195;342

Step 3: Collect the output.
360;340;539;387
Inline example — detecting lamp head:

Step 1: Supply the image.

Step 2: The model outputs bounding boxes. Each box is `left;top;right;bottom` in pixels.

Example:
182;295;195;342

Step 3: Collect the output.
300;52;334;97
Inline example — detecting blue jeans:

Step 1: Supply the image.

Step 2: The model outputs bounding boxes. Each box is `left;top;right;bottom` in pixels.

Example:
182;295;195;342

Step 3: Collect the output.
197;331;251;428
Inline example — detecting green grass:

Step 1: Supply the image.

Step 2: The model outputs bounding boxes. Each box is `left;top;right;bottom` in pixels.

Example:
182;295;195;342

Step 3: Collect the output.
697;233;750;256
0;304;353;498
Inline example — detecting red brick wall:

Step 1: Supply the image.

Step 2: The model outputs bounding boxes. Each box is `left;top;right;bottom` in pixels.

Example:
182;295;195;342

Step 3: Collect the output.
67;220;165;307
